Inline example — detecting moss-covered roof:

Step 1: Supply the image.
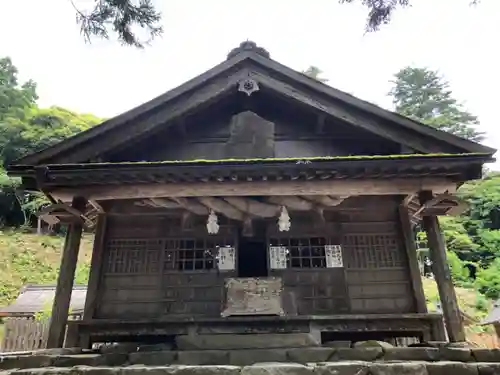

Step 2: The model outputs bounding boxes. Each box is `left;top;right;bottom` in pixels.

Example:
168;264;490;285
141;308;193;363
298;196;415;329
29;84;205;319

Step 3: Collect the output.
45;152;495;168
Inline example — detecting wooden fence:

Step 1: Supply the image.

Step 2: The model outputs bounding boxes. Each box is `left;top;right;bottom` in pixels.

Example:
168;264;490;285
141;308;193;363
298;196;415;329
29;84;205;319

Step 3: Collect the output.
0;315;82;352
0;318;48;352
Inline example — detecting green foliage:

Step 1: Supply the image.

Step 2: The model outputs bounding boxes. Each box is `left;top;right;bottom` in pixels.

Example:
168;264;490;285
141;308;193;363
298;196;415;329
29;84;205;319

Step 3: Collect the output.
389;67;484;141
65;2;482;46
414;165;500;305
0;106;102;166
0;56;102;227
73;0;163;48
388;64;500;302
476;258;500;300
458;172;500;229
0;231;93;307
0;165;24;227
439;216;479;258
0;56;103;166
475;293;489;313
340;0;480;32
339;0;410;31
33;300;53;322
446;250;470;286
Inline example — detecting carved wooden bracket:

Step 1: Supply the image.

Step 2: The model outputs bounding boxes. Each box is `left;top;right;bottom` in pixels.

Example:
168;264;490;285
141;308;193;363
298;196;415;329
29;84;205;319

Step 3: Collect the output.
415;193;468;217
38;202;100;228
405;192;468;224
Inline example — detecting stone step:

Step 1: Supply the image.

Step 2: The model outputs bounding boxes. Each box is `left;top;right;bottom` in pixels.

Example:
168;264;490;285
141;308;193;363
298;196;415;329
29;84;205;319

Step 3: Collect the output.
175;333;320;350
2;347;500;369
2;362;500;375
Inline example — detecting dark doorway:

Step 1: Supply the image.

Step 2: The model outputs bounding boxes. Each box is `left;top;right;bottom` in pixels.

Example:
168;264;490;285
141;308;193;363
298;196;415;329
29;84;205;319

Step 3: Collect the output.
238;238;268;277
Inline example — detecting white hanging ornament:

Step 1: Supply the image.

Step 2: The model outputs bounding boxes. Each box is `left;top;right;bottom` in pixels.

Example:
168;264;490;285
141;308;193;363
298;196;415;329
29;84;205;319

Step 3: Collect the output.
278;206;291;232
207;210;220;234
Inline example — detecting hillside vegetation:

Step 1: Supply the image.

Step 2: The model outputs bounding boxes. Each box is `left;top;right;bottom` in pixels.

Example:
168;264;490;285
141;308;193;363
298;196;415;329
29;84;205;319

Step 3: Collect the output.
0;231;93;307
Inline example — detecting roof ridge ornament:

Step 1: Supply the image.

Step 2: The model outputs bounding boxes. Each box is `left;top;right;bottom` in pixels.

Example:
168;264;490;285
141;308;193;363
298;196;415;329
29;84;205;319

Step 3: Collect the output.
227;40;270;60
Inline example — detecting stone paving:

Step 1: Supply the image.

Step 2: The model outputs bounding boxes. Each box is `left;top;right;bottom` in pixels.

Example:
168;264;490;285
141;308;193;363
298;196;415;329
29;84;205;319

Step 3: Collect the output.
2;345;500;374
2;361;500;375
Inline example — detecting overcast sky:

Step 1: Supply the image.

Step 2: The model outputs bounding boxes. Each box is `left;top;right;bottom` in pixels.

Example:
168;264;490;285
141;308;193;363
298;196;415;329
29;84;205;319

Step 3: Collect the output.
1;0;498;169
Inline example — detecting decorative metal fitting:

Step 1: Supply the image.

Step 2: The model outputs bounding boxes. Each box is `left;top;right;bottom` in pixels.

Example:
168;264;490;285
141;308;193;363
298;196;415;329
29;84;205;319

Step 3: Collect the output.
238;78;260;96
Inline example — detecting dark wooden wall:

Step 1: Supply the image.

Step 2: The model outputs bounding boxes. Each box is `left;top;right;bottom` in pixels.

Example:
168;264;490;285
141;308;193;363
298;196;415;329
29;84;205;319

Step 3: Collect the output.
268;196;414;315
95;214;237;320
91;196;415;320
105;94;403;163
342;209;414;313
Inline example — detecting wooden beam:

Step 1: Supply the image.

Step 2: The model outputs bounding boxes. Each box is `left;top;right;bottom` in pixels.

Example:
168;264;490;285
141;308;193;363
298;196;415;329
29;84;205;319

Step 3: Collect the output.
172;197;209;215
398;205;428;314
51;177;456;202
198;197;246;221
224;197;280;217
419;190;466;343
315;113;326;134
46;197;86;348
88;200;104;213
301;195;347;207
403;194;415;207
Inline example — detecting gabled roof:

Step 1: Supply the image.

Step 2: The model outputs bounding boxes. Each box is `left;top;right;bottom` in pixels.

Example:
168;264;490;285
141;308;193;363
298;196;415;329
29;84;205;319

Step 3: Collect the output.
11;41;495;167
0;284;86;317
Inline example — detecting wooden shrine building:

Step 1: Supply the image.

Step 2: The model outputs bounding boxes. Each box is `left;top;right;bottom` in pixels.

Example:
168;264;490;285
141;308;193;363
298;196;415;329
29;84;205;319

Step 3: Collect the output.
7;42;496;348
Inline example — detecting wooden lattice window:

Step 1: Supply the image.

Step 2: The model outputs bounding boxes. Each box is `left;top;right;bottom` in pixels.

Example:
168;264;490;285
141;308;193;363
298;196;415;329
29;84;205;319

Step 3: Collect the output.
269;237;342;269
343;234;403;268
105;239;162;274
163;237;236;272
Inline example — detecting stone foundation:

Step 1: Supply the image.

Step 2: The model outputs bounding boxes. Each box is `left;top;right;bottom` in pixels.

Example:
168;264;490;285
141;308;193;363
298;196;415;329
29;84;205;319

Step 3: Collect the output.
2;346;500;374
2;361;500;375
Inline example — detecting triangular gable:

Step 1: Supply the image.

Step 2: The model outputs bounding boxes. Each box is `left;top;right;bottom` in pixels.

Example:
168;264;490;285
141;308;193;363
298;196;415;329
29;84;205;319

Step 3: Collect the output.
12;41;495;166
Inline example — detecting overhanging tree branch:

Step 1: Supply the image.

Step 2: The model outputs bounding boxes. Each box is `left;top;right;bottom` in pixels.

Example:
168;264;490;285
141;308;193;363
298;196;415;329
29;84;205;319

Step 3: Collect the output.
71;0;163;48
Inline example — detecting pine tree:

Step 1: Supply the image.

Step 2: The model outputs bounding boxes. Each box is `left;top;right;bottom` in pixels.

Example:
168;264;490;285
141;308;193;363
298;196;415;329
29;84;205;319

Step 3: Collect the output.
71;1;482;47
389;67;484;142
73;0;163;48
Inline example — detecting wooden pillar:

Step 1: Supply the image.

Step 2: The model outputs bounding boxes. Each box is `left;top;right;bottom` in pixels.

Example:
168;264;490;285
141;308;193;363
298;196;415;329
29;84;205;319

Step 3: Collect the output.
398;205;428;314
83;214;107;320
46;197;86;348
419;191;466;343
75;214;107;349
494;323;500;345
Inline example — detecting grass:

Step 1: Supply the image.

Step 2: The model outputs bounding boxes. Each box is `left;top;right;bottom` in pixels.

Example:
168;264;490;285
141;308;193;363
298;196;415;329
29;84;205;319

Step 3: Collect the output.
422;277;498;347
0;230;93;307
423;277;492;320
0;230;93;344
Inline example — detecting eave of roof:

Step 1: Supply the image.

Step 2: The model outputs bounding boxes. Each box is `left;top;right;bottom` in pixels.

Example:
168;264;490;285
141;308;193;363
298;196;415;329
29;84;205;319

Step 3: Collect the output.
10;153;492;188
9;152;493;171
